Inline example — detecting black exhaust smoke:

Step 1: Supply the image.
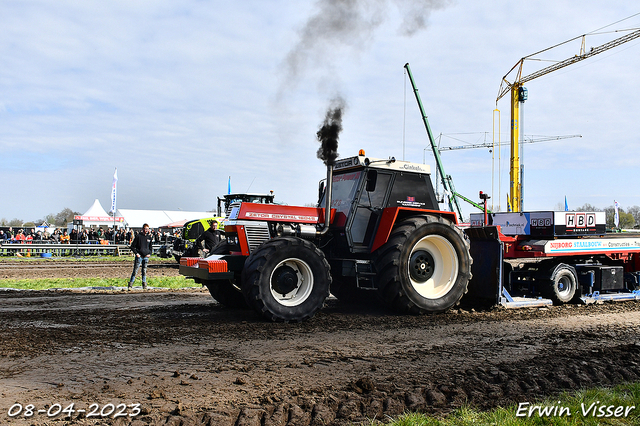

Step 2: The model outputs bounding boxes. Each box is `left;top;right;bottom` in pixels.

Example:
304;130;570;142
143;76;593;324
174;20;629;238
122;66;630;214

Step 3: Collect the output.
316;96;345;235
316;96;345;167
278;0;452;100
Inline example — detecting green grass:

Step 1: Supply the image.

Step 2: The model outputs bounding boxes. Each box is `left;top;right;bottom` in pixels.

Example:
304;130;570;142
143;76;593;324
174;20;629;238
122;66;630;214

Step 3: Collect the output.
0;255;174;263
371;383;640;426
0;276;198;290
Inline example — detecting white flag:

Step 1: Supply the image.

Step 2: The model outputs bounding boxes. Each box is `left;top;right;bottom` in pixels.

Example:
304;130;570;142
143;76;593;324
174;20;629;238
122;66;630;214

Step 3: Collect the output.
111;168;118;214
614;200;620;228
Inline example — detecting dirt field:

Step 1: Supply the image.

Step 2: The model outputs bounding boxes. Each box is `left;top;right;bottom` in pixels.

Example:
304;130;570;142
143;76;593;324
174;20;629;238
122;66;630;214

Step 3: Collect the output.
1;260;640;425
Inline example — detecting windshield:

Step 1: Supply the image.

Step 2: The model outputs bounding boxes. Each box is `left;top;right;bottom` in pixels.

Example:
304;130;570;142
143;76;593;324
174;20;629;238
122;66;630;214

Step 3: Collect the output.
322;171;362;227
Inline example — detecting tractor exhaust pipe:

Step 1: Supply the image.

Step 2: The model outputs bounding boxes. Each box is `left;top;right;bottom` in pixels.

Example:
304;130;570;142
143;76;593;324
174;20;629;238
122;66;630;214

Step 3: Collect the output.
317;165;333;236
315;96;343;236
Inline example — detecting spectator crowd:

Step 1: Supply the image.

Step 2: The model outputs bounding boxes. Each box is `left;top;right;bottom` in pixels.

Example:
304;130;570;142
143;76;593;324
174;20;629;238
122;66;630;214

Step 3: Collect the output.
0;226;178;245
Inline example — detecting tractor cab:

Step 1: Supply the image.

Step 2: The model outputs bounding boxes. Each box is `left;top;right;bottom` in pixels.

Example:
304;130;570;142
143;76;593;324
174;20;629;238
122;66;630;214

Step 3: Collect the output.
320;152;440;254
217;192;275;218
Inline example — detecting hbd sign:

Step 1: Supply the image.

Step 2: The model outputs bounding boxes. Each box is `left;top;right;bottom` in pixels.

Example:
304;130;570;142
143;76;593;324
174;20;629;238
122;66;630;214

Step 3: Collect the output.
531;218;552;227
565;213;596;228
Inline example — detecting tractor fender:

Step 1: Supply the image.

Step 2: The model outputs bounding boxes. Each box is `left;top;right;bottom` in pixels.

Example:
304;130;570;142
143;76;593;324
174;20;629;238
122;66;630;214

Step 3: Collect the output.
371;207;459;252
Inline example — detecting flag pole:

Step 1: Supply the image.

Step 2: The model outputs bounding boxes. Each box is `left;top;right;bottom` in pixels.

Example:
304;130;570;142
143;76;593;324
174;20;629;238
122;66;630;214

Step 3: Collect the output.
111;168;118;245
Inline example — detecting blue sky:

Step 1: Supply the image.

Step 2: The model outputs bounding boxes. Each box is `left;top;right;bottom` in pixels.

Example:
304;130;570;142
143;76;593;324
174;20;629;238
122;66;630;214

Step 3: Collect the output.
2;1;639;222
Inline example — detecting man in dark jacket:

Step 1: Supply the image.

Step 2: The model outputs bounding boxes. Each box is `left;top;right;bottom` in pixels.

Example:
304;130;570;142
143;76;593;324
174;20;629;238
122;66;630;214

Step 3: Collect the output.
128;223;153;290
195;220;220;255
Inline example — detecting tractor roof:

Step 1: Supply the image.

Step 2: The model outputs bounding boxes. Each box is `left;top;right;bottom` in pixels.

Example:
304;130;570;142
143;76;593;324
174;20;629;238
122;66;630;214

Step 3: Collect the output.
333;154;431;175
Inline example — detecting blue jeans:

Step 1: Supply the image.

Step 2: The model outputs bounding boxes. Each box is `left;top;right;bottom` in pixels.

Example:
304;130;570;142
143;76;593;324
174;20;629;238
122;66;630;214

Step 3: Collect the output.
129;256;149;284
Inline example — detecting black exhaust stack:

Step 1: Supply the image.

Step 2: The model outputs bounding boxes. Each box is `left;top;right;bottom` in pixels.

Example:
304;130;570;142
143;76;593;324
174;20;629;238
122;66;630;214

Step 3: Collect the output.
316;97;344;235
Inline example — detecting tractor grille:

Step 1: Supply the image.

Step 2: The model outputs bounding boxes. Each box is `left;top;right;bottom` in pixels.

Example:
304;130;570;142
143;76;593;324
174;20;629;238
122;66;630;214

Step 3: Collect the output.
245;223;271;253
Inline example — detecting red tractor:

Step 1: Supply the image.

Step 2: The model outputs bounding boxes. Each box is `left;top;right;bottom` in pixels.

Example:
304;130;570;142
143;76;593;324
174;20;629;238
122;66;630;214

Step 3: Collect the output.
180;150;472;322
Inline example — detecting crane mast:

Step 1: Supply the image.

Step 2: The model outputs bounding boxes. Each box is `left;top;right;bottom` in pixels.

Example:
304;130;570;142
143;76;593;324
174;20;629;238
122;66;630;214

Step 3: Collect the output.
497;27;640;212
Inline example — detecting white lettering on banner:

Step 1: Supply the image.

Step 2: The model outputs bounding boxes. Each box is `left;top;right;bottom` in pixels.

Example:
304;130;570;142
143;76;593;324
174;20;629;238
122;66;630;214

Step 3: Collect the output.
246;212;318;222
547;238;640;253
75;215;124;222
530;218;552;227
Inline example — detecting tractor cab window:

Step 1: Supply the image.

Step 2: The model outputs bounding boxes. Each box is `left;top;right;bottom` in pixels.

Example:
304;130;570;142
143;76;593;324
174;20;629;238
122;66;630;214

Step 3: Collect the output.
387;173;438;210
185;222;205;240
323;171;362;228
349;171;392;247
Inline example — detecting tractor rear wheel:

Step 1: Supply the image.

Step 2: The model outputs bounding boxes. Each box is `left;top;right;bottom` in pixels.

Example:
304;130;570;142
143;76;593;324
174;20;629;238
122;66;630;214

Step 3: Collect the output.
242;237;331;322
204;279;248;309
375;215;472;314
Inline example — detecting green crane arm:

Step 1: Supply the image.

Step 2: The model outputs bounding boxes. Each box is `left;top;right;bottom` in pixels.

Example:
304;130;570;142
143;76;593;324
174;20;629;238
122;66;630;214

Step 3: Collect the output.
404;63;465;221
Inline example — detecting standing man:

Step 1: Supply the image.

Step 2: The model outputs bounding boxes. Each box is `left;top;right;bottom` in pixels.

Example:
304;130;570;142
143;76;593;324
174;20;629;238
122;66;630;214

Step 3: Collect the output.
128;223;153;290
195;220;220;255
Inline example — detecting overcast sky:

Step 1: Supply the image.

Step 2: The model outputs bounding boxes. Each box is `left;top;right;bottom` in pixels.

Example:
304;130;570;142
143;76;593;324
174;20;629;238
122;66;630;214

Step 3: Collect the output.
2;1;639;223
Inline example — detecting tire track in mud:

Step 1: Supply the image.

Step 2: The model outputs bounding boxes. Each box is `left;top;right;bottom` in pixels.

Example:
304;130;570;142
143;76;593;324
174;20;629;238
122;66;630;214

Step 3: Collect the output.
1;280;640;425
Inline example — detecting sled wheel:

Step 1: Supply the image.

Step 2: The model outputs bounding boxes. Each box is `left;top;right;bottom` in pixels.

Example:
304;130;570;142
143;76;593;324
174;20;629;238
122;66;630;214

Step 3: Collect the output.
375;215;472;314
204;279;248;309
242;237;331;322
544;263;579;304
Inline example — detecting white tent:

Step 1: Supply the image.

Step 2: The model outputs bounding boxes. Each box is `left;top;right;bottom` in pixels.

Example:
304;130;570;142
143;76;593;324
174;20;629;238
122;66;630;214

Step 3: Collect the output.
74;199;125;228
116;209;214;229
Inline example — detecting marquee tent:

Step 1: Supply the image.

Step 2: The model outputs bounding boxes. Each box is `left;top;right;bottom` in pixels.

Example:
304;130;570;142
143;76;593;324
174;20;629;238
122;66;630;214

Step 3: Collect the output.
73;199;213;229
74;199;125;228
115;209;214;229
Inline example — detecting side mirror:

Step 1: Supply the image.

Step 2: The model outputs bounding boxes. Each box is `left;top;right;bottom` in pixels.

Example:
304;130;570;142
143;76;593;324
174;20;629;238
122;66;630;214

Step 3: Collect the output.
318;181;325;204
366;170;377;192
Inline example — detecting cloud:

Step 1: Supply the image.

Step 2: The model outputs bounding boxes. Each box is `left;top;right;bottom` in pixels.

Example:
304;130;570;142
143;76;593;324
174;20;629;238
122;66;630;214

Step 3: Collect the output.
1;1;639;222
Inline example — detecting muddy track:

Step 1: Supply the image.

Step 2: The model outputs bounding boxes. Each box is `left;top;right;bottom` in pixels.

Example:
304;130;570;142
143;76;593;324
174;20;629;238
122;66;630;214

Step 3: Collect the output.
1;261;640;425
0;260;177;280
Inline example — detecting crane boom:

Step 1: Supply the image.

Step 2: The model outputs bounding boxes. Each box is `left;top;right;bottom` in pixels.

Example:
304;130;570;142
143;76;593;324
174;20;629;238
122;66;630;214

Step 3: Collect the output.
498;29;640;101
497;27;640;212
404;63;465;220
440;134;582;151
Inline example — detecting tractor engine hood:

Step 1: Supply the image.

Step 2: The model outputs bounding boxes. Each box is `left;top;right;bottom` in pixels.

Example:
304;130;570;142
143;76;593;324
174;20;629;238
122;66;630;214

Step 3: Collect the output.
230;202;334;226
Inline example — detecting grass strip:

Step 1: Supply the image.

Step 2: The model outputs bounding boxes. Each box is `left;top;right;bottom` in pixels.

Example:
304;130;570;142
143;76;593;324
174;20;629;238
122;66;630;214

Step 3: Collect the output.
0;276;198;290
375;382;640;426
0;255;174;263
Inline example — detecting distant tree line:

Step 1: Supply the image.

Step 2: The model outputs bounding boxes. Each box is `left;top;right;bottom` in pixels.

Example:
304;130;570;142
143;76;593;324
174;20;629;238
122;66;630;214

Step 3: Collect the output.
0;208;81;228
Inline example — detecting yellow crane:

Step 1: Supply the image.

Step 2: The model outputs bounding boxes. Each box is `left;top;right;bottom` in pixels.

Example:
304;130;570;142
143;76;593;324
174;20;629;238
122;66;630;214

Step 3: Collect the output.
496;25;640;212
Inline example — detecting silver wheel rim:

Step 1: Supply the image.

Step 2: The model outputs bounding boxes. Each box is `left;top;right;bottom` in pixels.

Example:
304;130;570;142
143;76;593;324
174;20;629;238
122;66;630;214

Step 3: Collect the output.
556;274;573;298
269;258;314;306
408;235;459;299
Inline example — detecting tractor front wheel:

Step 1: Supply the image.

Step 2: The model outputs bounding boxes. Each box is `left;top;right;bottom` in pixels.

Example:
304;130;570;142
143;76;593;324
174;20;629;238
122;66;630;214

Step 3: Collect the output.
204;279;248;309
242;237;331;322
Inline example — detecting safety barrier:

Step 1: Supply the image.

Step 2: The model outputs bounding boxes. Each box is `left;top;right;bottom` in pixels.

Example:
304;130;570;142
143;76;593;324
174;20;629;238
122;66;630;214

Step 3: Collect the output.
0;243;162;257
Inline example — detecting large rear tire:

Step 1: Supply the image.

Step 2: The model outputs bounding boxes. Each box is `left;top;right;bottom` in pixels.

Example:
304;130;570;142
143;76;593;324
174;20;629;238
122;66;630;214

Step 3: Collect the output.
375;215;472;314
242;237;331;322
204;279;248;309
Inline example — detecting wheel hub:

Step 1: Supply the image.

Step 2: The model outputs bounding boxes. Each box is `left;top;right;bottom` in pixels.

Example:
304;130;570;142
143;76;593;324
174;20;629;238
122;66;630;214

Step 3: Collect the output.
272;265;299;295
409;250;435;283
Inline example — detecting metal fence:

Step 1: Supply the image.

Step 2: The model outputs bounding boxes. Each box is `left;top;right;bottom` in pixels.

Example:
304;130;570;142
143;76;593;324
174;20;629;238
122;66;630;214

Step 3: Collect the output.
0;242;162;257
